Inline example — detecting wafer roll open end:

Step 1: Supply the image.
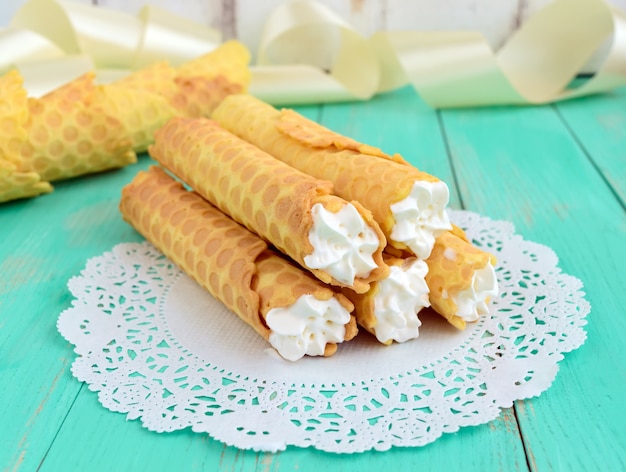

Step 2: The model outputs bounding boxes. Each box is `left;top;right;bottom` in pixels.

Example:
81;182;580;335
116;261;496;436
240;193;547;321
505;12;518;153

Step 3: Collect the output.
425;231;498;330
343;254;430;345
120;166;358;361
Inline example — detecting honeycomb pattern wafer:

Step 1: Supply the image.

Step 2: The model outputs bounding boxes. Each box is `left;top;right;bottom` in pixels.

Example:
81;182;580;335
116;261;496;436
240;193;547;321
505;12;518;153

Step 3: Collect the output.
0;70;29;166
176;40;251;89
425;231;497;330
95;83;177;152
211;94;442;253
0;160;52;203
171;75;244;118
149;117;388;293
20;73;136;182
120;166;356;357
115;61;178;100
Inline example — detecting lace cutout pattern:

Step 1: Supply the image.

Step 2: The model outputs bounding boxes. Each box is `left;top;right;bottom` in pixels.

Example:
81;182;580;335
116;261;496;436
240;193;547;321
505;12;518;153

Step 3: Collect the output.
57;210;589;453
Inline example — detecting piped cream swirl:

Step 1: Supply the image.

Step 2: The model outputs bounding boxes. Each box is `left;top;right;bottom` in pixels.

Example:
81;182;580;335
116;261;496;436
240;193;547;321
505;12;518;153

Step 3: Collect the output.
451;262;499;321
266;294;352;361
373;258;430;344
390;180;452;259
304;202;380;285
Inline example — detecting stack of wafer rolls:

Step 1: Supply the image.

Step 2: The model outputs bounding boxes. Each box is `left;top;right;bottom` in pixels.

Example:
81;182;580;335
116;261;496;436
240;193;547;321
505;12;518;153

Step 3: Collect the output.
149;117;389;294
210;95;499;335
120;166;358;361
211;94;452;260
0;40;250;203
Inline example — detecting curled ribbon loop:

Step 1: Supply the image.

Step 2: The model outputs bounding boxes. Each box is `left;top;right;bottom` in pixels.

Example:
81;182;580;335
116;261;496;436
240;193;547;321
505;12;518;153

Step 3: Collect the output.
3;0;220;96
252;0;379;104
252;0;626;107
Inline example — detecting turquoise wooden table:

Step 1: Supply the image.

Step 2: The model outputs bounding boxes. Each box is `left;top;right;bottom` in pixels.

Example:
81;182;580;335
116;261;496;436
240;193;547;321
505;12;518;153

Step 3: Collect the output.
1;86;625;471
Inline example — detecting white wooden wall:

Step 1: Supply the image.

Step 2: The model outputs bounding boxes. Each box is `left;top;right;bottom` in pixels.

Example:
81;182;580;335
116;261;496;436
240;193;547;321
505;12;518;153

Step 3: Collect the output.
2;0;626;58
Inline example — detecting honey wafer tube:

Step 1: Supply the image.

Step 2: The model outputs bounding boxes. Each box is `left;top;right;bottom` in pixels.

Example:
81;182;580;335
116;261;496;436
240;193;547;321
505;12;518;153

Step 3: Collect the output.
149;117;389;294
342;254;430;345
19;73;136;182
425;231;499;330
212;94;452;259
0;70;52;202
119;166;358;361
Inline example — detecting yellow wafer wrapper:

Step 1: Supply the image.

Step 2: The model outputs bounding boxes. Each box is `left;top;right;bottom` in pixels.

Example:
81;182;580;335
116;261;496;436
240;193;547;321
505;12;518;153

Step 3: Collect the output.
176;40;251;89
0;160;52;203
172;41;251;118
115;61;178;100
0;69;52;202
171;75;245;118
150;117;388;294
19;72;136;182
120;166;357;360
95;83;177;153
425;231;498;330
0;70;29;166
212;94;452;259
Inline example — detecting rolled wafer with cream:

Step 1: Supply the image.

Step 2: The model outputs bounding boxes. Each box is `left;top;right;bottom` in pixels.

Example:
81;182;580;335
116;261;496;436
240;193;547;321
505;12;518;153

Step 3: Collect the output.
342;255;430;345
425;231;498;330
120;166;358;361
149;117;389;294
212;94;452;259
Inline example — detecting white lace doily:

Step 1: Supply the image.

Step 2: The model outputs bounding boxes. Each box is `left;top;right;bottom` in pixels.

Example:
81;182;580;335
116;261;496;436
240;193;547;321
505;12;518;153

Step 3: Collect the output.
57;210;589;453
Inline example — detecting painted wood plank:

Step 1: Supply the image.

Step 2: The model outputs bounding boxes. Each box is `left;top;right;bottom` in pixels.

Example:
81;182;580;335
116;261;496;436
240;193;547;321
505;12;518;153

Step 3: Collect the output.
439;100;626;471
553;89;626;205
0;159;152;471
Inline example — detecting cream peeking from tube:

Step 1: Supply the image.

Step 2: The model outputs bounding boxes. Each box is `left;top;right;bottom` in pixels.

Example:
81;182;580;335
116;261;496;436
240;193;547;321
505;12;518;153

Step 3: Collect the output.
119;166;358;361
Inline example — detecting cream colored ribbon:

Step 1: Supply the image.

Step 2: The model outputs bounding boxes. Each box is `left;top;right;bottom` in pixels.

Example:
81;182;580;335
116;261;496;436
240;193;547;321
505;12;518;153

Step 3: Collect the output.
2;0;626;107
3;0;220;96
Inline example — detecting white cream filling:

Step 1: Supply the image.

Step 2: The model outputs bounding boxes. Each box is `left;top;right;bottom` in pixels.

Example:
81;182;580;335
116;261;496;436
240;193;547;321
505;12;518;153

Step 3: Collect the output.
304;202;380;285
389;180;453;259
372;258;430;344
266;294;351;361
451;262;499;322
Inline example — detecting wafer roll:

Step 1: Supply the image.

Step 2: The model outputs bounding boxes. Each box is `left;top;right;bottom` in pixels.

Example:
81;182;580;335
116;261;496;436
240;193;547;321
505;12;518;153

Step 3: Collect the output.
425;231;498;330
0;160;52;203
212;94;452;259
150;117;388;294
95;83;178;152
0;70;52;202
120;166;357;361
115;61;178;100
19;73;136;182
342;254;430;345
176;40;251;88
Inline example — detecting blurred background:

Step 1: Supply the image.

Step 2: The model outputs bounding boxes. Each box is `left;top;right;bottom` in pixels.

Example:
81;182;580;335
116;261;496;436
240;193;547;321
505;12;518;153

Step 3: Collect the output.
3;0;626;59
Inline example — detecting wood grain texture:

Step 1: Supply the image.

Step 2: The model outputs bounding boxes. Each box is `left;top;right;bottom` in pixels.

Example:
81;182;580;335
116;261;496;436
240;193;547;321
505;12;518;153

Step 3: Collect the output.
439;92;626;471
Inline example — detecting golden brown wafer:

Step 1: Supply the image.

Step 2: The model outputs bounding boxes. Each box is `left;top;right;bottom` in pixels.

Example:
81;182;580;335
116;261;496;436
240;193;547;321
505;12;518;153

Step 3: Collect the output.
120;166;357;360
19;73;136;181
149;117;388;294
0;69;52;202
211;94;450;258
425;231;497;329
